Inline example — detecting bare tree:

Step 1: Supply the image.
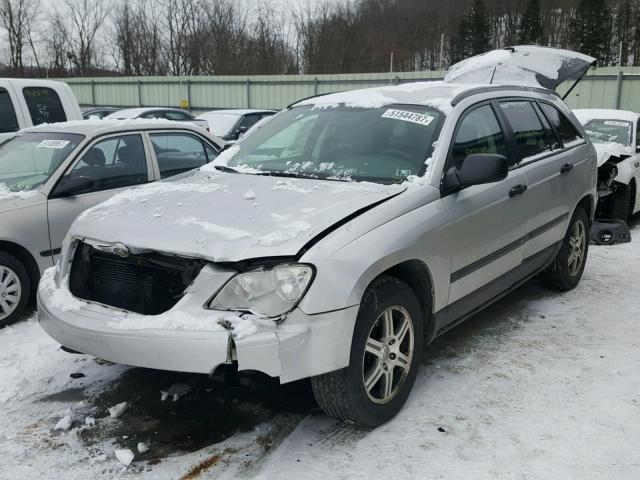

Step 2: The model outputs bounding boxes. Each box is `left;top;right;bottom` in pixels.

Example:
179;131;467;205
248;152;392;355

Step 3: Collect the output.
0;0;40;75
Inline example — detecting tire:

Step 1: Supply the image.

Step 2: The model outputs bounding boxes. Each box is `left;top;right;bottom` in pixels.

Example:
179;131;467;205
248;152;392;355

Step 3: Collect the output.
540;206;589;292
0;252;30;328
608;184;631;221
311;277;424;428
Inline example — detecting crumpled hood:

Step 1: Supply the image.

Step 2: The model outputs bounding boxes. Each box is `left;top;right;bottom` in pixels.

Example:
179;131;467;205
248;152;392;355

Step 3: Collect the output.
593;143;631;167
69;170;405;262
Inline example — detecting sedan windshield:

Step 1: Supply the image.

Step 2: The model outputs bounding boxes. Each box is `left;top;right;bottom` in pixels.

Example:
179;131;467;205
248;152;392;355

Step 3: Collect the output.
223;105;444;183
583;119;632;146
0;132;84;192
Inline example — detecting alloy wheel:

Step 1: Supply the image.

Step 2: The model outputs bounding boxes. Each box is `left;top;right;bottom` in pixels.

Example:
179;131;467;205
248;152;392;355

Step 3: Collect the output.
567;219;586;276
0;266;22;321
362;305;415;404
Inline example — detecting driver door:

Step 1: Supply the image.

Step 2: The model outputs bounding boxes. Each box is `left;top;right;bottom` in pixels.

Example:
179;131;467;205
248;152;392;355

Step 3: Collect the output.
46;133;152;264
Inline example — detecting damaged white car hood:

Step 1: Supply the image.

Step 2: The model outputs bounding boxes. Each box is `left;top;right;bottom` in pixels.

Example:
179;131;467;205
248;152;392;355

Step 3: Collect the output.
69;170;405;262
592;143;631;167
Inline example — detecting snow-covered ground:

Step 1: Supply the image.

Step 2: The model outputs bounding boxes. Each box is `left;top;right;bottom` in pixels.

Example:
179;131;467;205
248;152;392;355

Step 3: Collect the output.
1;225;640;479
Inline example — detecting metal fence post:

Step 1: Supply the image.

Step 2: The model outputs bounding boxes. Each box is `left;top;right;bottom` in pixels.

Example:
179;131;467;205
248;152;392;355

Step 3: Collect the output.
187;79;192;109
137;80;143;107
314;77;319;96
246;78;251;108
91;80;96;106
615;71;623;109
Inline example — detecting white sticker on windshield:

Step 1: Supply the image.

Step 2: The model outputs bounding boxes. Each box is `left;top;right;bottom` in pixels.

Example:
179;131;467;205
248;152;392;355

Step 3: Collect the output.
37;139;70;149
604;120;629;127
382;109;434;126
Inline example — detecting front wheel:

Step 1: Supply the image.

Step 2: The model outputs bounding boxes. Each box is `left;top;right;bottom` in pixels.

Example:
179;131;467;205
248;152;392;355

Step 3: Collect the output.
540;207;589;291
311;277;424;428
0;252;30;327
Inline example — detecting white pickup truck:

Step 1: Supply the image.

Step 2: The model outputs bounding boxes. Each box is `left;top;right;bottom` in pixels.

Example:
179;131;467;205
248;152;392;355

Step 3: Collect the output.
0;78;82;143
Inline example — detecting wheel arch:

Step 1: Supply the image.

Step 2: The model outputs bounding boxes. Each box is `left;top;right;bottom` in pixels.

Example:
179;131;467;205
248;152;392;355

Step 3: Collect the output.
367;259;436;342
575;194;595;224
0;241;41;303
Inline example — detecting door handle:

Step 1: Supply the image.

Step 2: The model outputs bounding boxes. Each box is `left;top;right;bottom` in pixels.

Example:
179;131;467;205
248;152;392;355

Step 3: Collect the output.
509;184;527;197
560;163;574;174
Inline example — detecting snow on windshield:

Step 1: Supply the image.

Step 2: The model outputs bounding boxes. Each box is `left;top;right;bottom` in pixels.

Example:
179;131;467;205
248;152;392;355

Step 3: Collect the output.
583;119;632;146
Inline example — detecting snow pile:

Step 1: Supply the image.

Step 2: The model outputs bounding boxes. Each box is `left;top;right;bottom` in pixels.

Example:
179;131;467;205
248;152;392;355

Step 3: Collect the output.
108;402;128;419
114;448;135;466
53;415;73;431
40;267;85;312
177;217;251;240
0;183;39;200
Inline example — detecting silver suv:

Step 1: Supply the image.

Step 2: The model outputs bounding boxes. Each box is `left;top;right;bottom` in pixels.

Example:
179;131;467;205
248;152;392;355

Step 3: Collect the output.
38;49;597;428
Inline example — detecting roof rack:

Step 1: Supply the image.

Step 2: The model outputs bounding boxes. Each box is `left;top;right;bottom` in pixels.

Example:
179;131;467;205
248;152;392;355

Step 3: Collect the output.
451;85;560;106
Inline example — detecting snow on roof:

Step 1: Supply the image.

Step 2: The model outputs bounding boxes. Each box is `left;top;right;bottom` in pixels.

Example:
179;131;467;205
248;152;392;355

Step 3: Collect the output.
573;109;640;124
20;118;203;136
105;107;186;119
293;81;499;113
197;109;276;117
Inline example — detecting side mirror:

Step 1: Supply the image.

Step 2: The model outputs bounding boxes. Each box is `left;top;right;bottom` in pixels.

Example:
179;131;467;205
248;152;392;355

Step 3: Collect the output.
53;175;95;197
235;125;248;138
444;154;509;195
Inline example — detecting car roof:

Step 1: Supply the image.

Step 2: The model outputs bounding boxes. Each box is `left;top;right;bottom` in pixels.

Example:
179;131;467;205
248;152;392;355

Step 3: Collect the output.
20;118;209;137
106;107;189;119
573;109;640;123
291;81;551;113
0;77;69;88
197;109;276;117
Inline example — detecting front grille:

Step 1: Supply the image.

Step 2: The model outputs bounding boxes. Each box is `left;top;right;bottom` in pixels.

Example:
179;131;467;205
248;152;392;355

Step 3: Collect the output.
69;242;205;315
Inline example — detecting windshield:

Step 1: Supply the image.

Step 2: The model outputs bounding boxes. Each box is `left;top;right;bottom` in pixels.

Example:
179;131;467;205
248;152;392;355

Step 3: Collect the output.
221;105;444;183
200;113;241;137
583;119;632;146
0;132;84;191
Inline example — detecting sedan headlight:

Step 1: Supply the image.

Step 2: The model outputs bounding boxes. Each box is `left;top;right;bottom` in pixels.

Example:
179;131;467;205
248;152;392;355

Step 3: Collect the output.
209;264;314;317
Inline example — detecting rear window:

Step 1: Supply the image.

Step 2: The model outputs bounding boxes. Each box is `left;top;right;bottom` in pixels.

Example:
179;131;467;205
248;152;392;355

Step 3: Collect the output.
540;103;581;145
0;88;19;133
22;87;67;125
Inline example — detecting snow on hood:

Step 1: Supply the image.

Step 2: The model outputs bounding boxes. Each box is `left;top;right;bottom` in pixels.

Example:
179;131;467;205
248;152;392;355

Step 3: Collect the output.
444;46;596;90
0;184;39;201
592;143;631;167
69;170;405;262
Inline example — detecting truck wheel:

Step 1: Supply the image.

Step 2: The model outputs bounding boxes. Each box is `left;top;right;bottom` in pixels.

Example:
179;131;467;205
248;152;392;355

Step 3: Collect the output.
608;184;631;221
0;252;30;327
540;207;589;292
311;277;424;428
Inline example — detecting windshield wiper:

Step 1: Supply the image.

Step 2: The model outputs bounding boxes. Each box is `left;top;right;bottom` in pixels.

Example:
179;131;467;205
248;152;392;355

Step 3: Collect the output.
213;165;240;173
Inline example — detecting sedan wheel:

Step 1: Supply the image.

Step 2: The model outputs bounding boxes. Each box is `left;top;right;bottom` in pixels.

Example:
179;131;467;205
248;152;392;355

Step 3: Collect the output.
0;265;22;322
567;219;586;276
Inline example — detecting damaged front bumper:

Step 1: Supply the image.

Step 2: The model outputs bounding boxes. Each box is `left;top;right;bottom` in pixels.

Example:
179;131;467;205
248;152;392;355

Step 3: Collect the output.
37;267;359;384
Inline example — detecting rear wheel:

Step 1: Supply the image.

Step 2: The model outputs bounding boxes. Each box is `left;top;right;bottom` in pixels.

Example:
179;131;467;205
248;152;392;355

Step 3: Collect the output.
540;207;589;291
0;252;30;327
311;277;424;428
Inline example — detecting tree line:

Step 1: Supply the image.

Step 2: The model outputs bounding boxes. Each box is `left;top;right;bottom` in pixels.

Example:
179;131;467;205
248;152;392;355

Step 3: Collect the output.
0;0;638;77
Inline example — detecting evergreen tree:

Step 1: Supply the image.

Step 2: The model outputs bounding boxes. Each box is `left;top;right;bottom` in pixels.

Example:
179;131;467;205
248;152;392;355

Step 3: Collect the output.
614;1;631;66
519;0;544;45
454;0;492;60
571;0;614;64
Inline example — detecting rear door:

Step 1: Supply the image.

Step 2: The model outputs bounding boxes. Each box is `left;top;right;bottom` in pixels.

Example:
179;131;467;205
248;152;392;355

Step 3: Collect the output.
46;133;153;263
442;102;528;306
147;130;218;179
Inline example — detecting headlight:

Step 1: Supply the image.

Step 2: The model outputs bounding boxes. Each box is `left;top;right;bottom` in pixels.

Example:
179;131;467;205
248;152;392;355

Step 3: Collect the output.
209;264;314;317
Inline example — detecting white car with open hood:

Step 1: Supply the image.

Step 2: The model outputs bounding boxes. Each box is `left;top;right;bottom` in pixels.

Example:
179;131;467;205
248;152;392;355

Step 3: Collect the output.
39;47;597;427
573;109;640;220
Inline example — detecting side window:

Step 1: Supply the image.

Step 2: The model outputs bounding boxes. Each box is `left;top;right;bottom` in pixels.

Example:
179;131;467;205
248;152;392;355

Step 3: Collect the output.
500;101;552;161
532;102;561;150
238;114;262;132
150;133;209;179
540;103;582;145
141;111;160;119
450;104;509;170
0;88;19;133
163;110;192;121
22;87;67;125
61;134;148;194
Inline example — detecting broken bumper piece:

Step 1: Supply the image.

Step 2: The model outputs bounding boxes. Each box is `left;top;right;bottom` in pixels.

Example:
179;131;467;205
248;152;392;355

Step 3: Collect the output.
37;271;359;384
